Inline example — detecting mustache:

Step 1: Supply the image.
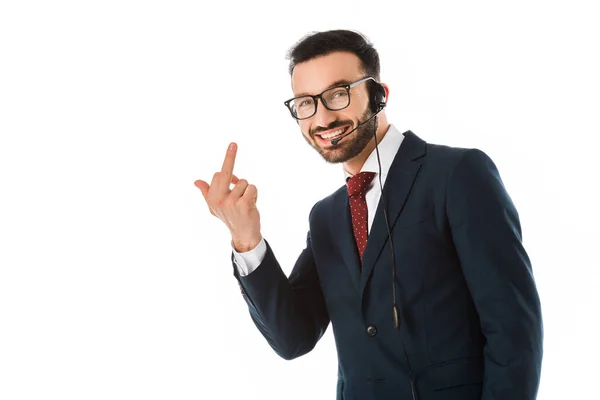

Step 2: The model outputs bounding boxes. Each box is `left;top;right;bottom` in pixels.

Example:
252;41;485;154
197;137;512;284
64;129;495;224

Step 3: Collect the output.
310;120;353;137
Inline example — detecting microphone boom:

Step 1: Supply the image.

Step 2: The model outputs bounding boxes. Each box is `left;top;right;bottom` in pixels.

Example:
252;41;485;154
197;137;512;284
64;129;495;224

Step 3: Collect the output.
330;109;382;145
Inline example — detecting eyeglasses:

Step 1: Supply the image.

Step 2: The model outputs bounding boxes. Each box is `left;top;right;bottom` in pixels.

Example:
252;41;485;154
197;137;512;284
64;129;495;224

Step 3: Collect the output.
284;76;376;120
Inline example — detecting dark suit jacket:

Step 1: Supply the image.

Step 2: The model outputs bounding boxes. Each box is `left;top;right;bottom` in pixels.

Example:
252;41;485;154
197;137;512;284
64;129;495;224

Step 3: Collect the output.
232;131;543;400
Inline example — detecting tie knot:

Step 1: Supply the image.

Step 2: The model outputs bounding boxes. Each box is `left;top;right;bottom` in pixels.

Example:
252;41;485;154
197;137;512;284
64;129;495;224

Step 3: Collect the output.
347;171;376;197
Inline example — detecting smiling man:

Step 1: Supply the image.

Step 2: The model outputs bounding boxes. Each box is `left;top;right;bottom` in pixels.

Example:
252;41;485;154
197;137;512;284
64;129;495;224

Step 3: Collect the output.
195;30;543;400
290;51;386;170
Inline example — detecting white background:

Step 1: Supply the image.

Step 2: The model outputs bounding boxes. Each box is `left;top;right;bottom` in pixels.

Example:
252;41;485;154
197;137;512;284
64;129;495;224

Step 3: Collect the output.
1;1;598;399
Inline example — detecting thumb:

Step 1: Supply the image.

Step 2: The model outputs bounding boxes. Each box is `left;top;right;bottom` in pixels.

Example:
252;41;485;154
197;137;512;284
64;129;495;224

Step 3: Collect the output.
194;180;209;198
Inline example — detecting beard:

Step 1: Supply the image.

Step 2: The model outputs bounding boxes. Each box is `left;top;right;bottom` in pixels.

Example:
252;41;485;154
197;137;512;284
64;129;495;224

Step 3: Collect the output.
303;107;377;164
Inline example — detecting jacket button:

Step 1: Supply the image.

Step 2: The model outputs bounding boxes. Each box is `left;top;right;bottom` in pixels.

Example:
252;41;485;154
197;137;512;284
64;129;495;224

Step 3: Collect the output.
366;325;377;337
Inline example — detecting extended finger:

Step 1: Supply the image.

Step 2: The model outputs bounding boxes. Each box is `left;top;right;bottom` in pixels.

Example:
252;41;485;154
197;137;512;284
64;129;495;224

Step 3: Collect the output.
221;142;237;177
213;143;238;195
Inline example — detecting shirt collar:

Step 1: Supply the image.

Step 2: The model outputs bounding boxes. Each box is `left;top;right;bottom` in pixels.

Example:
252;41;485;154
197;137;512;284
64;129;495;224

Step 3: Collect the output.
343;124;405;182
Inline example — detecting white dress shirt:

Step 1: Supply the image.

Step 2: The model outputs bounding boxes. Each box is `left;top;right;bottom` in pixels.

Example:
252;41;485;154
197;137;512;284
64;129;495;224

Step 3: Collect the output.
232;124;406;276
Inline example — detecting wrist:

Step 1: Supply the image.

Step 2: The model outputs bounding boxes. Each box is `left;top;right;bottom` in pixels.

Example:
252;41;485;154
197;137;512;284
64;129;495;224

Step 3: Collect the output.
232;235;262;253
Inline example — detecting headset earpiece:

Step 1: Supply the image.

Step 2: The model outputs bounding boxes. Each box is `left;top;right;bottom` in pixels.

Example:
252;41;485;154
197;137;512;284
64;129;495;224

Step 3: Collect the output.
370;82;387;114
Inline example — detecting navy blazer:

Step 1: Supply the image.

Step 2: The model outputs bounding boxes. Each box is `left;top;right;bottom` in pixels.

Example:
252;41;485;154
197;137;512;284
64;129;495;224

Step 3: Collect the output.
232;131;543;400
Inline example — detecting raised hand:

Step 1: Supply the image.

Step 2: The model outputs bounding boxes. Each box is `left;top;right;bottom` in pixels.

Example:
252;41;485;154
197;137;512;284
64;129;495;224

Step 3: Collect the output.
194;143;262;252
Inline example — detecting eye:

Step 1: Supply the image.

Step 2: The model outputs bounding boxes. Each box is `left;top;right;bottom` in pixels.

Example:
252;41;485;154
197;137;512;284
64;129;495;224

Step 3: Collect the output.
297;98;314;108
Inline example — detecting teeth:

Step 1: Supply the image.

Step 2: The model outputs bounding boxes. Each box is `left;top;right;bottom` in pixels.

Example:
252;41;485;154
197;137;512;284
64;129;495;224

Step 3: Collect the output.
320;127;346;139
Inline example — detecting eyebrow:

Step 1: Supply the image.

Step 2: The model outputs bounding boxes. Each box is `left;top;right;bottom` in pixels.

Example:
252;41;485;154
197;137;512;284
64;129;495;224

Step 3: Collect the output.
295;79;353;97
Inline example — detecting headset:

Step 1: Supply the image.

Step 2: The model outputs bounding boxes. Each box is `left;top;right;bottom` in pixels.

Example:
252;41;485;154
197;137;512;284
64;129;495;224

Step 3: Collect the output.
372;83;418;400
370;80;387;114
334;80;418;400
291;78;418;399
329;80;386;145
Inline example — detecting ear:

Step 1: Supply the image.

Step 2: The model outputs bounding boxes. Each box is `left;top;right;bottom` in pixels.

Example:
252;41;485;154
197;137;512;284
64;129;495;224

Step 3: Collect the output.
380;83;390;102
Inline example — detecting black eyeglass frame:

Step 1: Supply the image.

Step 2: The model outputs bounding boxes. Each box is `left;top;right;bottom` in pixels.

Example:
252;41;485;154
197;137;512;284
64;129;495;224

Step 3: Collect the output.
283;76;377;120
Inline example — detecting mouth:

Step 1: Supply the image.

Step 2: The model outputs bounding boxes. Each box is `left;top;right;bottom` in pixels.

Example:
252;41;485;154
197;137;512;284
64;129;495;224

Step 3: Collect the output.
315;125;351;145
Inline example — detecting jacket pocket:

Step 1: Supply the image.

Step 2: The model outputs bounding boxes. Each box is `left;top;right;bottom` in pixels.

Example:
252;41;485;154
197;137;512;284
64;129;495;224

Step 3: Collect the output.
418;356;483;391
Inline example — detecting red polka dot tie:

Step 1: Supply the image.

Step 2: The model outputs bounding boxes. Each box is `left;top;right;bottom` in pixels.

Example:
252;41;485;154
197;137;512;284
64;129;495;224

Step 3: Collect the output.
347;171;376;262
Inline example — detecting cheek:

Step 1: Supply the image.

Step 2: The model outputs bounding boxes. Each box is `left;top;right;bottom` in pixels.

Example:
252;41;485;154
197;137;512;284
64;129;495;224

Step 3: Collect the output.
352;99;370;115
299;122;312;137
339;99;367;121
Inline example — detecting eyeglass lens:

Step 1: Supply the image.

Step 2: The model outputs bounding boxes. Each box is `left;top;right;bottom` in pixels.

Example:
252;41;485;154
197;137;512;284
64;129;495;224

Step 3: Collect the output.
290;86;350;119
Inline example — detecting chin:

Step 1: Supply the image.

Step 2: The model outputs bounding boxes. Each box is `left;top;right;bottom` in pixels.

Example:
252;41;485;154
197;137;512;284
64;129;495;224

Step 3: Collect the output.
318;145;352;164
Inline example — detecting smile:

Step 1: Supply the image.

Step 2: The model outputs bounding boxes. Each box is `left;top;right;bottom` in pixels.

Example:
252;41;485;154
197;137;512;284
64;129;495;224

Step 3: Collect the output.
316;125;350;141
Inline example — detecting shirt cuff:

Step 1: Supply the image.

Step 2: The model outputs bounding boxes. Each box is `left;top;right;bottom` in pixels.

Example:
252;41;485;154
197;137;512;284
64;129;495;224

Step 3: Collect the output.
231;237;267;277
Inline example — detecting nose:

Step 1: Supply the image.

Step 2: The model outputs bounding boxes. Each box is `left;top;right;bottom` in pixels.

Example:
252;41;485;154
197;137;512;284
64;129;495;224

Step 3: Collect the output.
313;98;337;128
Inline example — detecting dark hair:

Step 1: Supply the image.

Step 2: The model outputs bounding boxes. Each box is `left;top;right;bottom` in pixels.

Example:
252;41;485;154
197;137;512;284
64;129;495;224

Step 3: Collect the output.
286;30;380;80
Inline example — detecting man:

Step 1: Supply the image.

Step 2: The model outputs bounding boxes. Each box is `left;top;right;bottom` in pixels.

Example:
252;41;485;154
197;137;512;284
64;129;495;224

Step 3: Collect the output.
194;30;543;400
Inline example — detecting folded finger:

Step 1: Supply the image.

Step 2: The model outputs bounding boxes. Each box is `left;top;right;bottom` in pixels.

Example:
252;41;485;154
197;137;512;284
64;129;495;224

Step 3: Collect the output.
230;178;249;199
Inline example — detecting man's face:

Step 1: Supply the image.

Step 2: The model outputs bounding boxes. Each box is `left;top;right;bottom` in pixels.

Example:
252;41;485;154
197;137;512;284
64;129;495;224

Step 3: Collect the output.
291;52;376;164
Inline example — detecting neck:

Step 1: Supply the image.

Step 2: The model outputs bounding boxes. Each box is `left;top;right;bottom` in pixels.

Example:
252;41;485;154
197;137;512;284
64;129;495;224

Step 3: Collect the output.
343;118;391;176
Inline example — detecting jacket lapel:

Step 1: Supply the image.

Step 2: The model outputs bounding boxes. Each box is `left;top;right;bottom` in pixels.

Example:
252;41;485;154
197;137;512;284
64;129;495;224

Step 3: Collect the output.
360;131;426;294
333;188;362;295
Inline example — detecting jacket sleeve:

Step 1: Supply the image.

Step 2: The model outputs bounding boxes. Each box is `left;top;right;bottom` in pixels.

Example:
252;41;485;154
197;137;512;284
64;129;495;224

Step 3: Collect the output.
447;149;543;399
231;237;267;276
231;225;330;360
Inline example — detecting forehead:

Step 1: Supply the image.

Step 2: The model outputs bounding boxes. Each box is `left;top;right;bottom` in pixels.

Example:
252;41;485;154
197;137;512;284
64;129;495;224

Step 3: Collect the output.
291;51;363;96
